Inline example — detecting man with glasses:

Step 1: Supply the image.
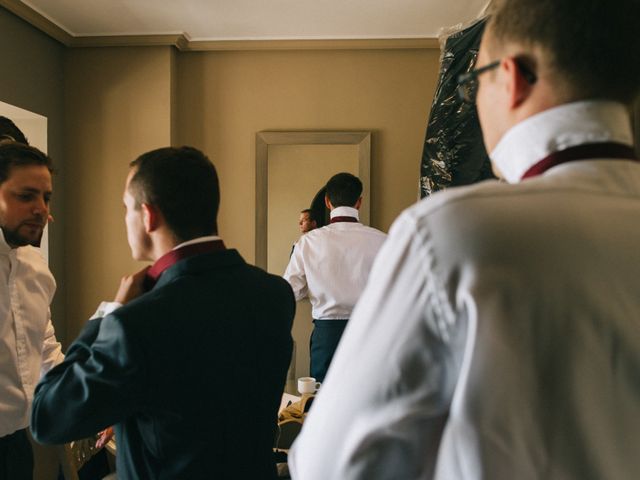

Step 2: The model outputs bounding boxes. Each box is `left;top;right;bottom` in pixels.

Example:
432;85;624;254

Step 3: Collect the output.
290;0;640;478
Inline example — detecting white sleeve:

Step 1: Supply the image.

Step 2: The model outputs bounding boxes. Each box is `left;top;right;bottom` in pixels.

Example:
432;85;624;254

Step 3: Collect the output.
40;308;64;376
90;301;123;320
283;241;308;301
289;211;460;479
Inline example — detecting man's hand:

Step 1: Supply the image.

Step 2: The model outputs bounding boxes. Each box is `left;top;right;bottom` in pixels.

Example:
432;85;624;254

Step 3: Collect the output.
114;266;150;304
95;426;114;449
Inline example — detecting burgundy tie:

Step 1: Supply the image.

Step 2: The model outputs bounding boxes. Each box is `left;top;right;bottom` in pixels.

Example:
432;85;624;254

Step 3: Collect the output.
522;142;638;179
330;216;358;224
144;240;226;290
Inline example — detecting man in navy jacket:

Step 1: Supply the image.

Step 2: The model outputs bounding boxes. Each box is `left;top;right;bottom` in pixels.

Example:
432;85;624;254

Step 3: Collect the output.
31;146;295;479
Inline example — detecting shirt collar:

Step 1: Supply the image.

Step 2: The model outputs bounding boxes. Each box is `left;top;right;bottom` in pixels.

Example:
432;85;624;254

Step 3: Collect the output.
173;235;222;251
491;100;634;184
145;236;225;290
330;206;359;221
0;229;12;255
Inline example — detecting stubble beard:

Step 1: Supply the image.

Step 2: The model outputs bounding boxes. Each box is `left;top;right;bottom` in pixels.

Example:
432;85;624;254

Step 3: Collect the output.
1;224;43;248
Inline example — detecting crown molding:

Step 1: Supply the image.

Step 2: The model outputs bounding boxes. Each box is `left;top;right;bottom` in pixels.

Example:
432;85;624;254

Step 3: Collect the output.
1;1;440;51
0;0;73;45
183;37;440;51
70;34;189;49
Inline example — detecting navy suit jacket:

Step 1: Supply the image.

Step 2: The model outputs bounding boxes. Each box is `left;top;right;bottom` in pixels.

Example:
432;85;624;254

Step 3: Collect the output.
31;249;295;479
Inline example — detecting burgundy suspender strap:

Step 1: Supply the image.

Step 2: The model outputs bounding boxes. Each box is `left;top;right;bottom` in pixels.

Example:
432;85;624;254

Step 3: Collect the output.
144;240;226;290
330;216;358;223
522;142;638;180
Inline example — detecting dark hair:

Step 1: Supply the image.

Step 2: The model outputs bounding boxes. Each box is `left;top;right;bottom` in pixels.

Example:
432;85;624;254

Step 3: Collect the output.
489;0;640;103
0;142;53;184
128;146;220;241
310;187;329;227
0;117;29;145
325;173;363;207
300;208;318;223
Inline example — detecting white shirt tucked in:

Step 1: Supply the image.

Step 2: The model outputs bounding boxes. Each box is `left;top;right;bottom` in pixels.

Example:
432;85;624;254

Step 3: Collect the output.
289;101;640;479
0;230;63;437
284;207;386;320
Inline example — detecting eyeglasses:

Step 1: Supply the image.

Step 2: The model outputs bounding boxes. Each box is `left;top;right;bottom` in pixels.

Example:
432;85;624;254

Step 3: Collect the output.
457;59;537;104
457;60;500;104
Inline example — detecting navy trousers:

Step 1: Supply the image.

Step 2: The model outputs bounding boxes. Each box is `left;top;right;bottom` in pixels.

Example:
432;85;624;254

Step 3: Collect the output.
0;429;33;480
310;319;348;382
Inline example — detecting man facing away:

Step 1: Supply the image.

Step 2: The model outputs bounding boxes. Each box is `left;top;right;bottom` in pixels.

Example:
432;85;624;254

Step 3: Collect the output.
284;173;386;382
31;146;295;479
0;138;63;479
290;0;640;478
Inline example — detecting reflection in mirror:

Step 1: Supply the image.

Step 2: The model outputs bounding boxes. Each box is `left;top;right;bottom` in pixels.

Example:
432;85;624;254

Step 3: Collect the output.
255;131;371;388
267;144;359;276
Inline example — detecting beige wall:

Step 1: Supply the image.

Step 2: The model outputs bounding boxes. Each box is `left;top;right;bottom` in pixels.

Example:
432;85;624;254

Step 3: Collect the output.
61;46;439;340
175;49;438;257
63;46;175;338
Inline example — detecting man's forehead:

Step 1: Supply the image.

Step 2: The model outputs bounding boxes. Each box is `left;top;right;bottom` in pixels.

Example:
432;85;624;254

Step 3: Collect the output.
5;164;52;185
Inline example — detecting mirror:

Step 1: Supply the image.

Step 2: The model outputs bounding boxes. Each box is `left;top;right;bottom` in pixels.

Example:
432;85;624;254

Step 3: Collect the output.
255;131;371;385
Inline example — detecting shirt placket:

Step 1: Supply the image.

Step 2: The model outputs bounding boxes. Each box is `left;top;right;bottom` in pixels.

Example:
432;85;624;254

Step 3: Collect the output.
8;252;31;396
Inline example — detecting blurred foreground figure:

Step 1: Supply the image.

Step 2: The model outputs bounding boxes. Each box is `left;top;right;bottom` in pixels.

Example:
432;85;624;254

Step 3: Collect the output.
290;0;640;478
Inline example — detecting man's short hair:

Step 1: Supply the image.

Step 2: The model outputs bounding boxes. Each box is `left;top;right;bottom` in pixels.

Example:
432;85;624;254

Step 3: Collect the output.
128;146;220;241
489;0;640;103
0;142;53;185
0;116;29;145
326;173;363;208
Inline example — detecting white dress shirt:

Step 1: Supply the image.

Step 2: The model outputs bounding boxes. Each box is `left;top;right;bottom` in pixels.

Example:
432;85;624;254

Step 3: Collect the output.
289;101;640;479
0;230;63;437
283;207;387;320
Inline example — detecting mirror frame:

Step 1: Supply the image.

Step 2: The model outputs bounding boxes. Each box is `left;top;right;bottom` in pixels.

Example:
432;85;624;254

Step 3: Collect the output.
255;130;371;269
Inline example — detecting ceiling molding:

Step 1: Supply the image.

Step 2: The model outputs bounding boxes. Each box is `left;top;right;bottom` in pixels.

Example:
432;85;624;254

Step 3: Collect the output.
1;1;441;51
0;0;73;45
70;34;189;49
184;37;440;51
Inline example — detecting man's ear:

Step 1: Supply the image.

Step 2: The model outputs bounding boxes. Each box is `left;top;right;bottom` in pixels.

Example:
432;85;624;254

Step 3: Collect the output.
325;194;333;210
354;197;363;210
141;203;159;233
503;57;534;108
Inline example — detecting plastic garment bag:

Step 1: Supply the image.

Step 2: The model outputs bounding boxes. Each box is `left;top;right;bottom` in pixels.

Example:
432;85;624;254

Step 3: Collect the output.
420;17;495;197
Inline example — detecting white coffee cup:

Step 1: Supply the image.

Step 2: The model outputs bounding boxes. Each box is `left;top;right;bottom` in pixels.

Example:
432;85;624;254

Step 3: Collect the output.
298;376;320;395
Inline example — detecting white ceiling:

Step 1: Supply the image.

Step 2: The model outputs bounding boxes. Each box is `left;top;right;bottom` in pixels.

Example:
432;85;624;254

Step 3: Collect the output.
21;0;489;41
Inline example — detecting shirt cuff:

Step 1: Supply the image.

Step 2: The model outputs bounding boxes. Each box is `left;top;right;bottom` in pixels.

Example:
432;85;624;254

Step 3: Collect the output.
90;301;123;320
